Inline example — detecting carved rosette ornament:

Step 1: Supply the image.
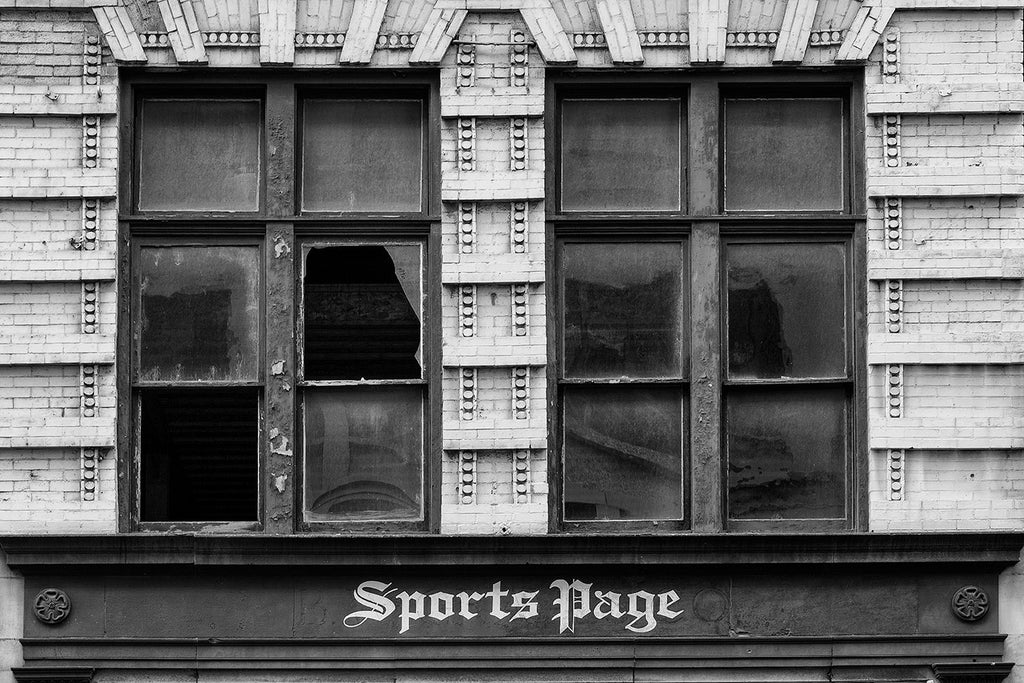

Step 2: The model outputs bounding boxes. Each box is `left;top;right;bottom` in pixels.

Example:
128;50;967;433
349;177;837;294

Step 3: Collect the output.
33;589;72;625
951;585;989;622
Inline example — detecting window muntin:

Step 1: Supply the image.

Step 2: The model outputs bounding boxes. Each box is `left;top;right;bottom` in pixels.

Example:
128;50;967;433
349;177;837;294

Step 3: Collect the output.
137;98;262;212
299;242;427;524
559;97;685;212
300;98;425;212
723;97;846;212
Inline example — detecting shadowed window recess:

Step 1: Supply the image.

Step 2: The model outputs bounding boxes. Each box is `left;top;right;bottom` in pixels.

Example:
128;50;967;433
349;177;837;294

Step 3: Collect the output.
301;244;425;522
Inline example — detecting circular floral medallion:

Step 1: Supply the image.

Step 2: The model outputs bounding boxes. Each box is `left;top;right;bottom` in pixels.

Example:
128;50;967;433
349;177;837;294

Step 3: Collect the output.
951;585;989;622
33;588;71;625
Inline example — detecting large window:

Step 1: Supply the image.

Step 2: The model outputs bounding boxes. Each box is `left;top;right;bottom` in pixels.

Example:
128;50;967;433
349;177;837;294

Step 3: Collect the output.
552;77;863;532
123;78;437;531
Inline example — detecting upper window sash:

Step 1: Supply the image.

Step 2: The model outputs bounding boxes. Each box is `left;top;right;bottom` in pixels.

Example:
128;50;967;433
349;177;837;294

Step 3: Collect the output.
134;95;265;215
555;90;688;216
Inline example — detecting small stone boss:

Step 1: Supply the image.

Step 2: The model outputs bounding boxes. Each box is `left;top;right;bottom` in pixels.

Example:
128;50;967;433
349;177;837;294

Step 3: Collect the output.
343;579;686;634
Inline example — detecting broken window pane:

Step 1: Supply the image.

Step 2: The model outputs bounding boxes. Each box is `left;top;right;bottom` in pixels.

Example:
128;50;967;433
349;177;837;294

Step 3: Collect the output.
304;386;423;521
301;99;423;212
138;246;260;382
726;385;847;520
562;241;685;378
563;385;684;521
726;242;847;379
724;98;845;211
561;98;683;211
140;388;259;522
138;99;261;211
303;245;422;381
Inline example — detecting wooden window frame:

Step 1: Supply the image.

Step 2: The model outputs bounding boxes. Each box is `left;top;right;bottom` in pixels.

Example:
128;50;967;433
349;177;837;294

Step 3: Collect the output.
546;70;867;534
118;71;442;533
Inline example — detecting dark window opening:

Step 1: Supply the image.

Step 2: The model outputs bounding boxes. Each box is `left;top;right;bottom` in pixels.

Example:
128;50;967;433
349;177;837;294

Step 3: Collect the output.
303;245;422;381
140;388;259;522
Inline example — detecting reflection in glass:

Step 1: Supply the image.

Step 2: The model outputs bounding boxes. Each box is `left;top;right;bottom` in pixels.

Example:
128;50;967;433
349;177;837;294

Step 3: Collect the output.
303;245;421;380
304;386;423;521
724;98;844;211
564;385;684;520
563;242;684;378
302;99;423;212
139;99;261;211
561;98;682;211
139;246;260;382
141;388;258;522
726;386;847;520
727;242;846;379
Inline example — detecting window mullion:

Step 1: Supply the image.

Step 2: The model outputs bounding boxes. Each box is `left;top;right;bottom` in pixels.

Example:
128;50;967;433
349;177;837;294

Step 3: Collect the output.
265;82;296;218
686;79;720;216
690;219;723;532
265;221;295;533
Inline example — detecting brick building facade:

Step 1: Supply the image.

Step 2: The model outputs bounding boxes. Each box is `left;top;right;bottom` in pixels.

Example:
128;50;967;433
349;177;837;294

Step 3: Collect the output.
1;0;1024;681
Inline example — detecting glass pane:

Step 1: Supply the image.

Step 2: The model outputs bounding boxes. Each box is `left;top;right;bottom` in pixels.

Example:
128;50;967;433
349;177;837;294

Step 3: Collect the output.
726;242;847;379
302;99;423;212
563;385;684;521
139;246;260;382
726;386;847;520
141;388;258;522
561;98;682;211
724;98;844;211
138;99;261;211
303;245;421;380
304;386;423;521
563;242;685;378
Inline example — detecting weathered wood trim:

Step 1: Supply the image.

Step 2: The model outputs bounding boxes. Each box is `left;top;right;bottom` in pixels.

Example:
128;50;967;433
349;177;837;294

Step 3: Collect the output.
835;1;894;63
257;0;297;64
156;0;208;63
687;0;728;63
2;532;1023;566
409;7;468;64
773;0;818;63
595;0;643;64
92;6;147;63
339;0;389;64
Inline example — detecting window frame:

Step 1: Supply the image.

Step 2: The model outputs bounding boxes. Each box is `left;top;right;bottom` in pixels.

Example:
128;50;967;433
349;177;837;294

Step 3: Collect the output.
118;71;442;534
546;70;867;534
